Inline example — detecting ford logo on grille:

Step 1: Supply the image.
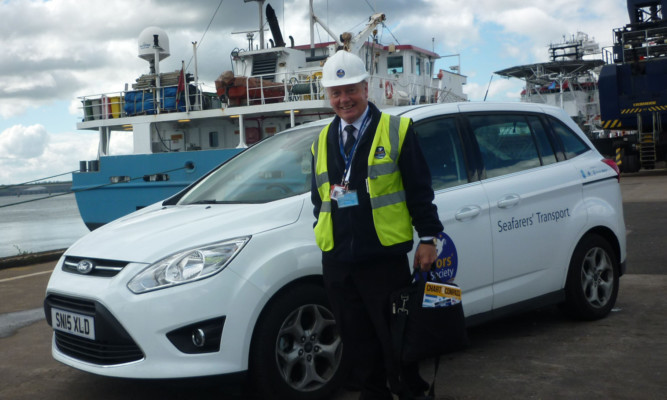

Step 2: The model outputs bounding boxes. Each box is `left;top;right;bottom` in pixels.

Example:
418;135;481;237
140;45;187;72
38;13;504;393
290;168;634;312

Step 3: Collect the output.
77;260;95;274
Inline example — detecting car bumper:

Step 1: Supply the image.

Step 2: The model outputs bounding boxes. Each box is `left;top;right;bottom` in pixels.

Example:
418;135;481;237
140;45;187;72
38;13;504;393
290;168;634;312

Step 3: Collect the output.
44;259;264;379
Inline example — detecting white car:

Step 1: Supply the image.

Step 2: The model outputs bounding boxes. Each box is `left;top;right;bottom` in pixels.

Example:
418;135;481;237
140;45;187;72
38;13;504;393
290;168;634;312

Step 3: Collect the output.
44;102;626;399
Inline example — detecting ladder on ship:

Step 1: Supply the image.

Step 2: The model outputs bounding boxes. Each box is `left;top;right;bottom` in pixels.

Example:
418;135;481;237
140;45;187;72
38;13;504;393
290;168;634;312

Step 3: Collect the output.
637;112;660;170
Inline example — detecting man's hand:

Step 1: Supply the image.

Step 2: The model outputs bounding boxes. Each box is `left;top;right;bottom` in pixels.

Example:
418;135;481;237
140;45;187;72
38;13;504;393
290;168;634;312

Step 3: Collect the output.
413;243;437;272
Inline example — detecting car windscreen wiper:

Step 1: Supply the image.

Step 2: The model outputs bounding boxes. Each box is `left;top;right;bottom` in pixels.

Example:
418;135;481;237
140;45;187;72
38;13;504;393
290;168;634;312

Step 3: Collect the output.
188;200;219;204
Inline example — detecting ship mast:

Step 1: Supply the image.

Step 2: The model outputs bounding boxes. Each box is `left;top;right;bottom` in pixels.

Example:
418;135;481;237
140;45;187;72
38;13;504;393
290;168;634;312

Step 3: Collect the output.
244;0;266;49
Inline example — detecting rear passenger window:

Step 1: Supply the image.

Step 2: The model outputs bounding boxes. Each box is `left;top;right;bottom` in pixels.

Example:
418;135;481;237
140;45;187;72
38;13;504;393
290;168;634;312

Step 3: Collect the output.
468;114;543;178
527;116;557;166
548;117;590;159
414;118;468;190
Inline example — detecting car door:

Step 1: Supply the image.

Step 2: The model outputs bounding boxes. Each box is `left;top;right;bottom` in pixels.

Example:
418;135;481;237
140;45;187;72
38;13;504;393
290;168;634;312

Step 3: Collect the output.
465;112;586;310
413;116;493;317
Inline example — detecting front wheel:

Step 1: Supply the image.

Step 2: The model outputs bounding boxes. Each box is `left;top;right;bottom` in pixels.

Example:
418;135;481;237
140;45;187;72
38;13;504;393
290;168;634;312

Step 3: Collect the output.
250;283;344;400
562;234;619;320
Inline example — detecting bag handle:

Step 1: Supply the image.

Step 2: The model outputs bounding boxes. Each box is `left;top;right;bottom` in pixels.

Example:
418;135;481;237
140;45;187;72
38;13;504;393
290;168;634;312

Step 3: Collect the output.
413;263;450;285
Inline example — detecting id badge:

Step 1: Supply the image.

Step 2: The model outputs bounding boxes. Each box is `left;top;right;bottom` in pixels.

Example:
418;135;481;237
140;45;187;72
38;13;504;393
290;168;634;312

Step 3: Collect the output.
337;190;359;208
330;185;345;201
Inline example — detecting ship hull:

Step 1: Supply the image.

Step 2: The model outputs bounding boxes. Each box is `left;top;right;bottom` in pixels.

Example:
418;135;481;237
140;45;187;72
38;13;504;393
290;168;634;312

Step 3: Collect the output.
72;149;242;230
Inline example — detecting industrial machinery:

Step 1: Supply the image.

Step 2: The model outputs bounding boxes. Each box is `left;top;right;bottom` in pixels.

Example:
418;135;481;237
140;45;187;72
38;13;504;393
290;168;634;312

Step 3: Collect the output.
598;0;667;171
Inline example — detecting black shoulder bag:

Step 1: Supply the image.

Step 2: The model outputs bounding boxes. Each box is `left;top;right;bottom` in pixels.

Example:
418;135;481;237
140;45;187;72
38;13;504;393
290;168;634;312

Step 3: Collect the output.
390;271;469;397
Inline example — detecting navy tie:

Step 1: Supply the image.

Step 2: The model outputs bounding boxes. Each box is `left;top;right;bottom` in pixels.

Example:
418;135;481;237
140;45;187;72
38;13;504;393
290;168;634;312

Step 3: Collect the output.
344;125;356;156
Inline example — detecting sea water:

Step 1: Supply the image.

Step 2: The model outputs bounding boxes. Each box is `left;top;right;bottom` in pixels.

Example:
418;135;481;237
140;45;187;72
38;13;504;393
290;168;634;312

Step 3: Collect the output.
0;193;90;259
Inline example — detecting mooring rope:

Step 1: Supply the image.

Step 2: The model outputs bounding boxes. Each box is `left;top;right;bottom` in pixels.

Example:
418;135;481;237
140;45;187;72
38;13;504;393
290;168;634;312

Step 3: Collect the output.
0;170;79;191
0;165;192;209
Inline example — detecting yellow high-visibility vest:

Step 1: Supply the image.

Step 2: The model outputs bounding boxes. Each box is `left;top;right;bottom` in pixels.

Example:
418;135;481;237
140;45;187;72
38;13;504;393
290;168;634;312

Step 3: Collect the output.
311;113;413;251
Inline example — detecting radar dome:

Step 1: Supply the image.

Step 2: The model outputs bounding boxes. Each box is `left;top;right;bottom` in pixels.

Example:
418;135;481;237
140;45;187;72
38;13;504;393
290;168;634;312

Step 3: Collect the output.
138;26;170;62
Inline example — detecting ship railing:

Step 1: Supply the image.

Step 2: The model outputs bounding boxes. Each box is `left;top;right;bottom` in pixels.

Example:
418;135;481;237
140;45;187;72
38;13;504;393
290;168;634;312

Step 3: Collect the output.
80;71;464;122
221;69;326;107
79;83;217;122
367;75;465;105
232;69;464;107
80;93;126;121
616;25;667;62
602;46;616;64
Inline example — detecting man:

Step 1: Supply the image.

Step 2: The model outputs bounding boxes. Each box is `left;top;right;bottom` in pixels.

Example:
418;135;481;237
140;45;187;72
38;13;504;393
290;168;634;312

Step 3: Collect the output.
311;50;443;399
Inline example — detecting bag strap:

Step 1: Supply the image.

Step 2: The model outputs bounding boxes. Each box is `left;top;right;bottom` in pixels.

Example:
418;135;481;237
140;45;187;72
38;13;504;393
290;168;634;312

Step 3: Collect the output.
391;291;410;367
391;278;439;400
405;270;442;400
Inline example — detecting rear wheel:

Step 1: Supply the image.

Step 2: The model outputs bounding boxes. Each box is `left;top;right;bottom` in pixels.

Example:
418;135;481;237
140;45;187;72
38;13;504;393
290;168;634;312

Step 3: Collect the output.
563;234;619;320
250;283;344;400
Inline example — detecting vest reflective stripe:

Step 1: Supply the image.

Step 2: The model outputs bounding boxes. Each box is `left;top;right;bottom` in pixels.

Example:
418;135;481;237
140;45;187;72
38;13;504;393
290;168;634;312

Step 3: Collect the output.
312;116;413;251
371;190;406;208
312;124;334;251
367;114;413;246
368;115;401;178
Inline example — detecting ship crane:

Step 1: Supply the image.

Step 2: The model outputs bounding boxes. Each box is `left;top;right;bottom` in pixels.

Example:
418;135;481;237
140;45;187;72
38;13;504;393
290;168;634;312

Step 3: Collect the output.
344;13;387;54
307;0;385;59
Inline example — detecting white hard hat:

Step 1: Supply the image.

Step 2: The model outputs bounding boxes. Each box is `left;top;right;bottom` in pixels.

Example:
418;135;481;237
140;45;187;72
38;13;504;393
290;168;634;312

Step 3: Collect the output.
321;50;369;88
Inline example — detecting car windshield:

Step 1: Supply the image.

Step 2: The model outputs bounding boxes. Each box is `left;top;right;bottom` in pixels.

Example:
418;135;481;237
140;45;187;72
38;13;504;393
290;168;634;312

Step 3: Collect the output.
177;125;323;204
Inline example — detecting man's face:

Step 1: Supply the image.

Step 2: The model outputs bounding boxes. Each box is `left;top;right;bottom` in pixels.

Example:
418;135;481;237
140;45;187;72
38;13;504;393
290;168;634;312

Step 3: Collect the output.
327;81;368;124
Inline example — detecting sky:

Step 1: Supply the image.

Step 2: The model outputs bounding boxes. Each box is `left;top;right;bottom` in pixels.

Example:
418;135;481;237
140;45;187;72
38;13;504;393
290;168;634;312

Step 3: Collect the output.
0;0;629;185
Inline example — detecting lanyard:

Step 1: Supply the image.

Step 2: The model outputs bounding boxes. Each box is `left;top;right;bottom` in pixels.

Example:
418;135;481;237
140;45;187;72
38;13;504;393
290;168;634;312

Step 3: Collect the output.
338;111;371;185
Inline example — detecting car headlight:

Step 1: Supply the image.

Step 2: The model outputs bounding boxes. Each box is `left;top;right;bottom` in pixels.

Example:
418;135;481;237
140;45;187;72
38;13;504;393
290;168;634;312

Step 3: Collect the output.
127;237;250;294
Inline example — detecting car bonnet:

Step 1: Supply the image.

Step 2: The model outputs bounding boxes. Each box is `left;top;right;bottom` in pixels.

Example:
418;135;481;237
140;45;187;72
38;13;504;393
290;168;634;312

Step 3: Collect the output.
65;196;307;263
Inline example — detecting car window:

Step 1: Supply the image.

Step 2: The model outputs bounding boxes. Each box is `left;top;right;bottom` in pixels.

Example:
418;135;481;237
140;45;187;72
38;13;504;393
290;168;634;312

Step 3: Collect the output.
527;116;557;166
177;125;321;204
548;117;590;159
468;114;542;179
414;117;469;190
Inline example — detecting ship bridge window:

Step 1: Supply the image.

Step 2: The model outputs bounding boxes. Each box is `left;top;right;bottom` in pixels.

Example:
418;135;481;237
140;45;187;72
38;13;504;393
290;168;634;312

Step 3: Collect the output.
387;56;403;75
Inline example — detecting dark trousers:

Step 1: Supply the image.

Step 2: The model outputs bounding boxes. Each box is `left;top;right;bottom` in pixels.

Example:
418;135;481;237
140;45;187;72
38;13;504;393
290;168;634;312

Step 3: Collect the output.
323;255;424;399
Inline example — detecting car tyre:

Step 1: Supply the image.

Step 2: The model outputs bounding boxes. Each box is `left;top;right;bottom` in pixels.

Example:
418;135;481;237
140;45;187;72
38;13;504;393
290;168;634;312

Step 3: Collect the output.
563;234;619;320
250;283;344;400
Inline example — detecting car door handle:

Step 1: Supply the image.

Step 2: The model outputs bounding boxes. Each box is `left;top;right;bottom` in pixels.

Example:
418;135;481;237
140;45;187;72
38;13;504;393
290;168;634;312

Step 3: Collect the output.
498;194;521;208
497;194;520;209
455;205;481;221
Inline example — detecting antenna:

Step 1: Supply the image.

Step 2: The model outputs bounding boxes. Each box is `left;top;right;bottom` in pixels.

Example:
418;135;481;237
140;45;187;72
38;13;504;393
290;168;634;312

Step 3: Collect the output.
483;74;494;101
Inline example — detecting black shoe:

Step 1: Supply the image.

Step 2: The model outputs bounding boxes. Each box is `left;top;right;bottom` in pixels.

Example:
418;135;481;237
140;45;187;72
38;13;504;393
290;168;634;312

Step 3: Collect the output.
398;392;434;400
403;374;430;395
358;390;393;400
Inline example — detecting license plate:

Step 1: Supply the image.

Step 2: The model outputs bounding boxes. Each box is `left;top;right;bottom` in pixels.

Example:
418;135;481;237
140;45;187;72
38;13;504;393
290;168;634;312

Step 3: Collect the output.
51;308;96;340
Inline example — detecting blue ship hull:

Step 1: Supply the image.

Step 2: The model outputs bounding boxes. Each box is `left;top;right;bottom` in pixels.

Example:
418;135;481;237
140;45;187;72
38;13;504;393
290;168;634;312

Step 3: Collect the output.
72;149;243;230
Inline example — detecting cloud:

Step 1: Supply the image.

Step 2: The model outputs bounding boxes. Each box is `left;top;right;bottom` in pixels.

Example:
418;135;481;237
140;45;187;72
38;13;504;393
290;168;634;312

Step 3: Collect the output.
0;124;49;159
463;74;524;102
0;0;253;119
0;125;101;184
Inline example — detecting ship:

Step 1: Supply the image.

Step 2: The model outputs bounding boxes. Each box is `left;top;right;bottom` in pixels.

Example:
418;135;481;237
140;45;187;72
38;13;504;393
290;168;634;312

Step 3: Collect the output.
494;32;605;137
73;0;467;230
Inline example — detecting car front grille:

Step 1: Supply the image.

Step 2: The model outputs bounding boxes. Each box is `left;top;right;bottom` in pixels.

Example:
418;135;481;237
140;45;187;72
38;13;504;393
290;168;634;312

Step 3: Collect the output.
62;256;128;277
44;294;144;366
53;331;144;365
